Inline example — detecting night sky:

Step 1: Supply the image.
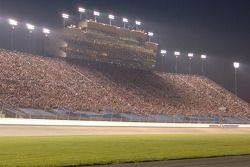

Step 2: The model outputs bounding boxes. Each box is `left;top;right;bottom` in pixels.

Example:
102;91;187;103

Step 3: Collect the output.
0;0;250;102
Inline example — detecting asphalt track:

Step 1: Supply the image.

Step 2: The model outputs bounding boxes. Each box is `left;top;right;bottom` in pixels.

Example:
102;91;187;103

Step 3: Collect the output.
1;125;250;136
89;155;250;167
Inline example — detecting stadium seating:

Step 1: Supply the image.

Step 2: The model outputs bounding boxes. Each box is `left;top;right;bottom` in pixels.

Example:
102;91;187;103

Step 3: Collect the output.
0;49;249;120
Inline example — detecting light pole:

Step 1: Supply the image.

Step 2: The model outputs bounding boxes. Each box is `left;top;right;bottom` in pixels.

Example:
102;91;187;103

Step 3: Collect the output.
233;62;240;97
201;54;207;75
78;7;86;20
174;51;180;74
161;50;166;71
148;32;154;42
135;20;141;30
42;28;50;56
122;18;128;28
26;23;35;53
8;18;18;50
188;53;194;74
93;11;100;22
62;13;69;27
108;14;115;26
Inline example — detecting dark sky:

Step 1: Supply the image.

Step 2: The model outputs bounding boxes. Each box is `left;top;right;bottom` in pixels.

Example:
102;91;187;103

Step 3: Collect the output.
0;0;250;102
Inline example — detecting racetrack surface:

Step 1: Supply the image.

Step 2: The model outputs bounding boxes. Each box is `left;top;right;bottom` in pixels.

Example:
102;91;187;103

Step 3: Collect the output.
89;155;250;167
1;125;250;136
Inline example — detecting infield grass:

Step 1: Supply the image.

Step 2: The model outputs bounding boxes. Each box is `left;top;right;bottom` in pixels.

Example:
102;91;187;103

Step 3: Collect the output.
0;134;250;167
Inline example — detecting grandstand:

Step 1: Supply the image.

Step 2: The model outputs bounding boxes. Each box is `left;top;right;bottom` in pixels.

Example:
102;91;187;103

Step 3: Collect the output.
0;49;249;123
60;20;158;70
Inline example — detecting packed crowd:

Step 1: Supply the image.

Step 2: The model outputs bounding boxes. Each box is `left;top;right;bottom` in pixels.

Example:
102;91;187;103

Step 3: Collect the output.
0;49;249;118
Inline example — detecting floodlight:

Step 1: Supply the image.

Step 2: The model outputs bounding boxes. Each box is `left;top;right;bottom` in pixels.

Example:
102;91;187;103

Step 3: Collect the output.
201;55;207;59
233;62;240;69
93;11;100;16
160;50;167;54
43;28;50;35
135;20;141;25
26;23;35;31
148;32;154;36
108;14;115;20
8;19;18;26
62;13;69;19
78;7;85;13
188;53;194;58
174;51;180;56
122;18;128;23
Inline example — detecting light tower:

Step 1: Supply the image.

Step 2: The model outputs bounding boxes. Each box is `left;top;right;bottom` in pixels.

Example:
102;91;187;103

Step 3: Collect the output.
93;11;100;22
233;62;240;97
135;20;141;30
160;50;167;71
26;23;35;53
148;32;154;42
201;54;207;75
108;14;115;25
8;18;18;50
174;51;180;73
122;18;128;28
62;13;69;27
42;28;50;56
188;53;194;74
78;7;86;20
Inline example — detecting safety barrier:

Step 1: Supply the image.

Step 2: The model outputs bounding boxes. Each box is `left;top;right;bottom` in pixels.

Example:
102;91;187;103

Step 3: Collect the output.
0;118;250;128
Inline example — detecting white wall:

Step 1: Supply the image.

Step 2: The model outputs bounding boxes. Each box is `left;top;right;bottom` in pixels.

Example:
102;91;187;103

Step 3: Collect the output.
0;118;250;128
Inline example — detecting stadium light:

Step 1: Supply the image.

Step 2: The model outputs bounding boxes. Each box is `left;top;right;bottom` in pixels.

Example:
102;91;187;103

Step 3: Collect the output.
233;62;240;97
43;28;50;36
148;32;154;42
62;13;69;19
108;14;115;25
188;53;193;74
174;51;181;73
8;18;18;28
160;50;166;56
201;54;207;75
174;51;180;56
78;7;86;20
122;18;128;28
8;19;18;50
135;20;141;25
62;13;69;27
26;23;35;33
93;11;100;22
135;20;141;30
188;53;194;58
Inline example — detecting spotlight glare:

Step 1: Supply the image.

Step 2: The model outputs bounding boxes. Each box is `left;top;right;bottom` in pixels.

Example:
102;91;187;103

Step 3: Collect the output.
174;51;180;56
62;13;69;19
43;28;50;34
161;50;166;54
93;11;100;16
123;18;128;23
8;18;18;26
201;54;207;59
26;23;35;30
233;62;240;69
108;14;115;20
148;32;154;36
135;20;141;25
188;53;194;58
78;7;85;13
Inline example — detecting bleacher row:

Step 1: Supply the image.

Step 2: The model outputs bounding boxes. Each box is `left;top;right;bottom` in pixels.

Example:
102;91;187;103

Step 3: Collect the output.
0;49;249;121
